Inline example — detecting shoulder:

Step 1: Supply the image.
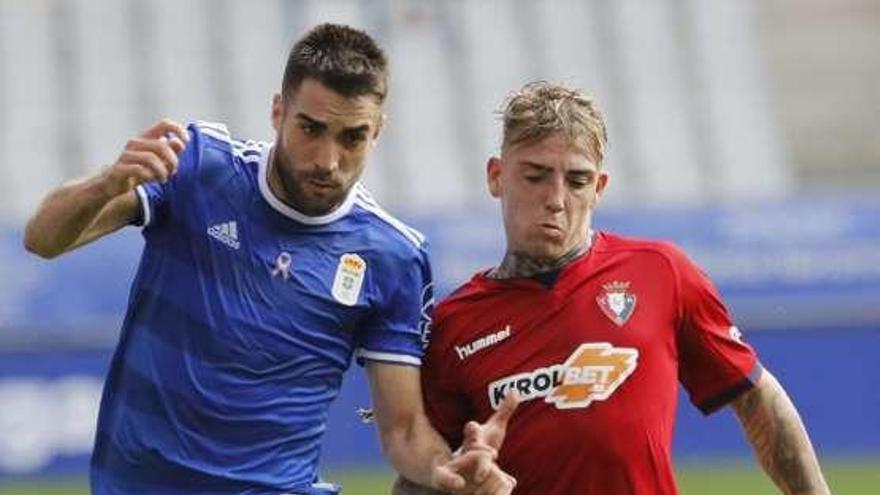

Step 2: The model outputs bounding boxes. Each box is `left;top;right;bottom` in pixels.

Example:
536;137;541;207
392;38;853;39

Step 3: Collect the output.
433;276;489;332
181;121;269;184
188;121;268;165
350;184;428;261
424;276;497;360
594;230;693;271
593;231;713;304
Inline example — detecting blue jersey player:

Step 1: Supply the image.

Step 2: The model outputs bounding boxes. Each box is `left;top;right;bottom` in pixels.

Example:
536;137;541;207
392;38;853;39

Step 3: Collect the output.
24;24;516;495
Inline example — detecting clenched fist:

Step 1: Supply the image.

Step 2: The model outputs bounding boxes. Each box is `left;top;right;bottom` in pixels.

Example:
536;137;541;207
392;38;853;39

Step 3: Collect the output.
98;118;189;198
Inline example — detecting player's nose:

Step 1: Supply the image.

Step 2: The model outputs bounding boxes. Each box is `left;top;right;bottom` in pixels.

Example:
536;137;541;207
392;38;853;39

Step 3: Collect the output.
544;177;565;213
313;140;341;173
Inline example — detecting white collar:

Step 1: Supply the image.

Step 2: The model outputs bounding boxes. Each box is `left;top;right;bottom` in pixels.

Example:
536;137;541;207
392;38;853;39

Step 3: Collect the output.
257;144;357;225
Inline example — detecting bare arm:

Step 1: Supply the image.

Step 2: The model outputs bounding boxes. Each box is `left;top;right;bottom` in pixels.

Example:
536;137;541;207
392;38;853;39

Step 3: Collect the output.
732;370;830;495
367;362;461;491
391;392;520;495
366;362;514;495
391;477;444;495
23;119;188;258
24;178;140;258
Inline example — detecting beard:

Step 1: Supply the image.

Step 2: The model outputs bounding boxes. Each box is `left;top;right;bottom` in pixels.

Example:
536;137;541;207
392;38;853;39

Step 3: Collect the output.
272;142;347;216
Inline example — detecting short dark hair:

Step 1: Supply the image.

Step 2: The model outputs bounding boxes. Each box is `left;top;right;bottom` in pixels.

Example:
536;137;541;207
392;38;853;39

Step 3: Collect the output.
282;23;389;103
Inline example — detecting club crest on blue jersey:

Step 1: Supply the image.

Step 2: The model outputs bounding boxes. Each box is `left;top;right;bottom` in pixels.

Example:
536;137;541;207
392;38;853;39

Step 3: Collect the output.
332;253;366;306
596;280;637;326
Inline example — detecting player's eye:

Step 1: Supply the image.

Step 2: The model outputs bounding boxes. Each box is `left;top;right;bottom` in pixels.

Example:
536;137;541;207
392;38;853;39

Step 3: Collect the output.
300;123;322;136
568;173;594;189
341;130;367;148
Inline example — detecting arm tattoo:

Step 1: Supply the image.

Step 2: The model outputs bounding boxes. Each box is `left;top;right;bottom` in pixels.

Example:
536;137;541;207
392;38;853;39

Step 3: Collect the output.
732;372;830;495
489;237;590;279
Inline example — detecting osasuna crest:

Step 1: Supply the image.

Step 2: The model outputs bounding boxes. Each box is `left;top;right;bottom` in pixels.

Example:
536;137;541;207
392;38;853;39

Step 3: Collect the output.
596;280;637;326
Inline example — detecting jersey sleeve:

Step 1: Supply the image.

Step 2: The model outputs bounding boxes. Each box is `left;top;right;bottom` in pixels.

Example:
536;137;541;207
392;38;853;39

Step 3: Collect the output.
134;125;200;230
672;245;762;414
354;248;434;367
421;313;469;449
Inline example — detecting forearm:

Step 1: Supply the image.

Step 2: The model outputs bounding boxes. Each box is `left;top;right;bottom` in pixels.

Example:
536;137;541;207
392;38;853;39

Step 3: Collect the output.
380;414;452;490
391;476;446;495
24;173;121;258
24;119;186;259
732;371;830;495
368;363;515;495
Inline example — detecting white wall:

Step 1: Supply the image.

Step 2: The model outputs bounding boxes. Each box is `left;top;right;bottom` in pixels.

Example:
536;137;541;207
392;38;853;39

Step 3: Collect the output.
0;0;791;224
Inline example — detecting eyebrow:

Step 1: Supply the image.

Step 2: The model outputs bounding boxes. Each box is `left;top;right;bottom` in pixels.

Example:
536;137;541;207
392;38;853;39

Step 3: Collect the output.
520;160;596;175
520;160;553;172
296;113;327;128
295;113;370;134
343;124;371;134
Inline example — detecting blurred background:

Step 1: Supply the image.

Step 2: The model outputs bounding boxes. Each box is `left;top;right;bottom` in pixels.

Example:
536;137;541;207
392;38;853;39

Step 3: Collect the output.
1;0;878;493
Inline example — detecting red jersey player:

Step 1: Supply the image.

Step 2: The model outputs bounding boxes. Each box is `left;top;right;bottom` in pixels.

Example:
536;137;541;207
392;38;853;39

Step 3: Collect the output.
397;82;830;495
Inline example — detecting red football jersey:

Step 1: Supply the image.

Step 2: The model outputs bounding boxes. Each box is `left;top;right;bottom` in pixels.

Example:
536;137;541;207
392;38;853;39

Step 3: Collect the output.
422;232;761;495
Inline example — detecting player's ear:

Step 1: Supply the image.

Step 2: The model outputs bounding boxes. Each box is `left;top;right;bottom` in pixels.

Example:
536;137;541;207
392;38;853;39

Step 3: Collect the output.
487;156;502;198
374;113;386;139
271;93;283;132
591;170;610;209
369;113;387;150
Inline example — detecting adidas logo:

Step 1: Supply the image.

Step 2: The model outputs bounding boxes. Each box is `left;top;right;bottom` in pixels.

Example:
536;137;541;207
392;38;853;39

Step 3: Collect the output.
207;221;240;250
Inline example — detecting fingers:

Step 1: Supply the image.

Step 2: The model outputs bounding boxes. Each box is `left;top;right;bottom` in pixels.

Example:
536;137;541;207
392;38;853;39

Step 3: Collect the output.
464;421;480;441
441;450;516;495
125;137;181;177
141;118;189;144
431;464;466;493
461;392;521;455
166;135;187;154
98;120;189;198
116;150;172;184
449;453;514;495
488;392;520;429
444;450;493;482
474;469;516;495
483;392;520;450
472;453;493;484
462;422;498;459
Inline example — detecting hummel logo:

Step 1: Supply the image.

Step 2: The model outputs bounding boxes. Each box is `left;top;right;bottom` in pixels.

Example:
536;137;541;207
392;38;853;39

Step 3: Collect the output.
207;221;240;250
455;325;512;360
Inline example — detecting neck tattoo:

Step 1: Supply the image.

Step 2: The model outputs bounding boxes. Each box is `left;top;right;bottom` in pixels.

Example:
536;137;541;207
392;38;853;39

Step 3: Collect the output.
489;235;592;280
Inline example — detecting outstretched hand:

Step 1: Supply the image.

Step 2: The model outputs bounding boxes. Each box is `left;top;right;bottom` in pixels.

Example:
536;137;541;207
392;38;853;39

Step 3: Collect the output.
461;392;520;458
425;392;520;494
431;449;516;495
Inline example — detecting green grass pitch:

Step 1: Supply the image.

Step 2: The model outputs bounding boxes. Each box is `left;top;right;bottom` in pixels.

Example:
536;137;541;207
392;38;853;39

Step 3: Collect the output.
1;460;877;494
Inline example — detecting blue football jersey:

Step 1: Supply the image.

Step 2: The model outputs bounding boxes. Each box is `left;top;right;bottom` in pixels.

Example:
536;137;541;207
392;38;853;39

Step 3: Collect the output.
90;122;433;494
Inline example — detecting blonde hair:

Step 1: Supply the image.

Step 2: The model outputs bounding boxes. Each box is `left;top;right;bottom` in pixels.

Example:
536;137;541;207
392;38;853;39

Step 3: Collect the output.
500;81;607;165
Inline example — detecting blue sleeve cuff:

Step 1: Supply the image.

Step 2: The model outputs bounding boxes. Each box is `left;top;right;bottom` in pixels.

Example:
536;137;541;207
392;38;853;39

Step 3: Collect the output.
134;185;152;227
354;348;422;367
